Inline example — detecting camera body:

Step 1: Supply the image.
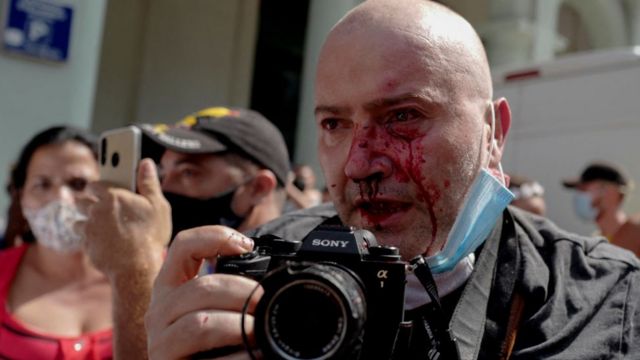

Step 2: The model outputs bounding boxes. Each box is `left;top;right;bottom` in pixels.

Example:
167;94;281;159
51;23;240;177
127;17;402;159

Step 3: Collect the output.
217;225;407;360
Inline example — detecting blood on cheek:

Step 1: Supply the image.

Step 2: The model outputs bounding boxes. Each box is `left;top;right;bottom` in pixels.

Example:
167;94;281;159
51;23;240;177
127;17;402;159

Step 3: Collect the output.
350;124;442;247
382;124;443;249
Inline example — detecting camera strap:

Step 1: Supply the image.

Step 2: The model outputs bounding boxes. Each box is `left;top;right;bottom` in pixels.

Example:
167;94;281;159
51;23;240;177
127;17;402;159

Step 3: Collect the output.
449;211;507;359
409;256;461;359
405;211;508;360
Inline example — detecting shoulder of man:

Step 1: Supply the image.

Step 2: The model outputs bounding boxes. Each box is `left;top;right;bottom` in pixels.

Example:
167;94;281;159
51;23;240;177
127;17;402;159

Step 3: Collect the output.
609;214;640;256
511;206;639;268
244;203;339;242
622;212;640;231
506;207;640;357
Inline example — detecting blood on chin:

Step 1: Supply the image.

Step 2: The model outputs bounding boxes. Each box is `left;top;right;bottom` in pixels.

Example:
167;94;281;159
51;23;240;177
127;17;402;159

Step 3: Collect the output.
354;211;406;242
352;215;441;259
357;204;411;230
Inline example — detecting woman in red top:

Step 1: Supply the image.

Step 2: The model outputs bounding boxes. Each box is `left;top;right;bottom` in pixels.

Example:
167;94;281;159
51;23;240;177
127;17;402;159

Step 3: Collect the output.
0;126;112;359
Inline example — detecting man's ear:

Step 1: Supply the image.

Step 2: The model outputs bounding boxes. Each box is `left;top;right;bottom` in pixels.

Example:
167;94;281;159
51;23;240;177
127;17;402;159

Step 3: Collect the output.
488;97;512;171
232;169;278;216
494;97;511;148
247;169;278;202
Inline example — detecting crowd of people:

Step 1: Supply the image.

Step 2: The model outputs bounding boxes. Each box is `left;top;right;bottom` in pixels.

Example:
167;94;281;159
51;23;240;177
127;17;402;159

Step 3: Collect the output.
2;0;640;359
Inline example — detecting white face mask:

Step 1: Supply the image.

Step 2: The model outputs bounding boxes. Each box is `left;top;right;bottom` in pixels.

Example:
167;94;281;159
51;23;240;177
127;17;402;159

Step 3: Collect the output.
23;200;87;253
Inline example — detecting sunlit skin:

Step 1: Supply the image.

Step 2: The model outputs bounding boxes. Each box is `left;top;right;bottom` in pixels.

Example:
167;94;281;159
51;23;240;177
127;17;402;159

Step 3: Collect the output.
315;0;509;260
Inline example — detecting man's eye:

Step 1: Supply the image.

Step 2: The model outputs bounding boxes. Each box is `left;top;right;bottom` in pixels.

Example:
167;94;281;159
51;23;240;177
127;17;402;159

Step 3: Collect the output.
180;168;198;179
320;118;339;131
390;109;420;123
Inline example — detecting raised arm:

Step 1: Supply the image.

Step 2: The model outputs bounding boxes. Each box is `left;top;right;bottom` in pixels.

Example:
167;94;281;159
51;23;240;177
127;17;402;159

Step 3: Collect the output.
82;158;171;358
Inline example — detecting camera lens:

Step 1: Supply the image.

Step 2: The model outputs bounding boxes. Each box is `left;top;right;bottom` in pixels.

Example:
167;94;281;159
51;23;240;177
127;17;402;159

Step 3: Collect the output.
255;263;366;360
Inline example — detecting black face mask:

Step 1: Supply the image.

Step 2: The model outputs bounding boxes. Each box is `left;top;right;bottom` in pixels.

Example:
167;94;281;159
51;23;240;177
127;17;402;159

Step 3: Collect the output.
163;189;246;240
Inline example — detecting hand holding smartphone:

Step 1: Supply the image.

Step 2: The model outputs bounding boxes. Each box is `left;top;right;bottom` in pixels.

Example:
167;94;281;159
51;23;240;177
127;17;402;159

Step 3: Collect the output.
99;126;142;191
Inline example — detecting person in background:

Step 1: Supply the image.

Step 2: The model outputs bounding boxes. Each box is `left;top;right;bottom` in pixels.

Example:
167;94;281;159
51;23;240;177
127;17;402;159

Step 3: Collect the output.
0;126;112;359
321;185;331;203
80;106;291;357
508;175;546;216
285;163;324;211
563;161;640;257
146;106;291;238
143;1;640;358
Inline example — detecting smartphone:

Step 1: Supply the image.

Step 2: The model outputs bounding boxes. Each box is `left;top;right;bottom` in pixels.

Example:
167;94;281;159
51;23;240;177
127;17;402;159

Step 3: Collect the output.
99;126;142;191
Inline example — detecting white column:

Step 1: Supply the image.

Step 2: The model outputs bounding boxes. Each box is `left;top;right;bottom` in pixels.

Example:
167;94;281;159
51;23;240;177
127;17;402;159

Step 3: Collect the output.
294;0;361;184
630;0;640;45
478;0;542;68
531;0;563;62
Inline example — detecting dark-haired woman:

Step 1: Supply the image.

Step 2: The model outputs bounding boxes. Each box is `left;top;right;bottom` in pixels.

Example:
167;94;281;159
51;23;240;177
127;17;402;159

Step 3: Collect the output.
0;126;112;359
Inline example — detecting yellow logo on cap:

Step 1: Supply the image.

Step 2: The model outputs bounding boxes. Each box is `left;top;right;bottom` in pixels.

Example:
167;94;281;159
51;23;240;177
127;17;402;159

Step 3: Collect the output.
177;107;235;127
196;107;233;118
178;116;198;127
176;107;242;128
152;124;169;134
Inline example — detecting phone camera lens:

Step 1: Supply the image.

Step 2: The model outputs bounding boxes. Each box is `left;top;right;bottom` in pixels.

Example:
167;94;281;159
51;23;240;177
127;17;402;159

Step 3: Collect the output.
111;152;120;167
100;138;107;165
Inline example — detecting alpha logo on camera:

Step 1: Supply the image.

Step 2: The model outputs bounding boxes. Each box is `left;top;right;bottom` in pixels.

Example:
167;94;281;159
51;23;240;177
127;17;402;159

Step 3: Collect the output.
311;238;349;248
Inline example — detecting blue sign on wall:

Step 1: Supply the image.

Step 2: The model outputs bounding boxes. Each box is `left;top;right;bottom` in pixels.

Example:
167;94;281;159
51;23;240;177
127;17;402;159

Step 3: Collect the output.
3;0;74;62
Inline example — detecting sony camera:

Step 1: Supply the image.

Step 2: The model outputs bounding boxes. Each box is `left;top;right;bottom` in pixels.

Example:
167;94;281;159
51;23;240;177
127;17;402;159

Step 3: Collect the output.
216;225;408;360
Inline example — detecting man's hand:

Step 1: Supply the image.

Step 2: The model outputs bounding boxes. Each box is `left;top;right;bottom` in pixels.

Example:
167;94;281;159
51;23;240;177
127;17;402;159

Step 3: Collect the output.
82;158;171;275
146;226;262;359
79;158;171;359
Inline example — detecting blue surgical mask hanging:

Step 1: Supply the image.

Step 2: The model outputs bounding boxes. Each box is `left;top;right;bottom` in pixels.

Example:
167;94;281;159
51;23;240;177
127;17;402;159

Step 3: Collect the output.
426;102;515;274
573;191;597;221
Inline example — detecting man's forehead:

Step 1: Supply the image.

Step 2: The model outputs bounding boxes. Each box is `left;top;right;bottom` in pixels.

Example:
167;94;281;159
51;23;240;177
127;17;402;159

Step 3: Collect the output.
318;0;491;101
315;24;453;115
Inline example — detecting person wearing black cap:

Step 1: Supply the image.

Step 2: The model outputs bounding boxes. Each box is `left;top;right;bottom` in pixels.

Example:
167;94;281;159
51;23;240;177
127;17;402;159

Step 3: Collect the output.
80;107;292;357
140;106;291;237
563;161;640;256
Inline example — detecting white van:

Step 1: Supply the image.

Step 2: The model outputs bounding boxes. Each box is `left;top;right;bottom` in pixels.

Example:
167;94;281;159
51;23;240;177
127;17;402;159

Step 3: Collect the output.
494;47;640;235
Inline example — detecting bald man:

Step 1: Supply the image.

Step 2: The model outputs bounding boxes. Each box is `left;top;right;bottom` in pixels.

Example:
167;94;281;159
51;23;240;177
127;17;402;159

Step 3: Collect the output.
144;1;640;359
